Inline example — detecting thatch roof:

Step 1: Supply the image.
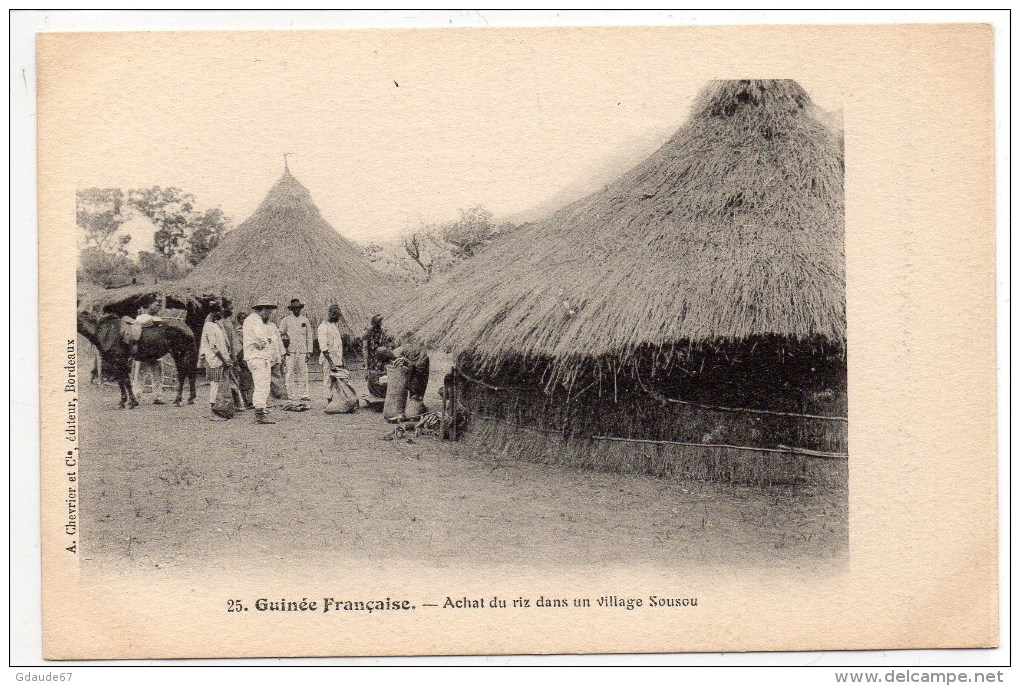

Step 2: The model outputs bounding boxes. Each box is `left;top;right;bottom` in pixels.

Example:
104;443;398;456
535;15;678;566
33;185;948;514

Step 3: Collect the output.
76;280;201;314
180;166;405;335
391;79;845;369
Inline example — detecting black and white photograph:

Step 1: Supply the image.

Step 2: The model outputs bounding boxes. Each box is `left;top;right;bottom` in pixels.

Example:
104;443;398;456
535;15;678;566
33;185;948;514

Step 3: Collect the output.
24;15;1000;666
73;75;847;575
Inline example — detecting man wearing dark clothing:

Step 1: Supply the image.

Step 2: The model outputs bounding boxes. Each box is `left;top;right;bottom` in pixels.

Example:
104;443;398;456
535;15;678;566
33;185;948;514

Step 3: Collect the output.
404;344;430;402
363;314;395;398
363;315;395;371
233;310;255;409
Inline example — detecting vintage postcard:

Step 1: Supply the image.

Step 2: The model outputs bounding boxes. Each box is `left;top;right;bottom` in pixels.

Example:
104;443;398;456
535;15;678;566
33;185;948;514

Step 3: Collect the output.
37;22;997;659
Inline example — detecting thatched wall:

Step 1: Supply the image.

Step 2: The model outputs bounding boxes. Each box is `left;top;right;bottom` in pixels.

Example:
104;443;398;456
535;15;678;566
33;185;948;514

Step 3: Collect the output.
453;338;847;487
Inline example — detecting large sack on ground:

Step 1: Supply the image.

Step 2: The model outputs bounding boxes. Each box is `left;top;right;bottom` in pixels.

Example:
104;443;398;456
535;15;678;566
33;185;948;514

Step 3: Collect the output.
325;370;358;414
212;378;236;419
405;396;427;419
383;363;409;419
270;365;288;399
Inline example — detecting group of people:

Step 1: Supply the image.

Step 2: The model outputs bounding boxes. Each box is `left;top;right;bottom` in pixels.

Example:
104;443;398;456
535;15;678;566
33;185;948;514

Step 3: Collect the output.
363;313;431;412
198;297;418;426
126;295;434;427
197;298;363;425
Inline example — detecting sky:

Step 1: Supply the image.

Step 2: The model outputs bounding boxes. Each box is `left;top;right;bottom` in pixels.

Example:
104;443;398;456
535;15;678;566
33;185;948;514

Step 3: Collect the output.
46;27;844;243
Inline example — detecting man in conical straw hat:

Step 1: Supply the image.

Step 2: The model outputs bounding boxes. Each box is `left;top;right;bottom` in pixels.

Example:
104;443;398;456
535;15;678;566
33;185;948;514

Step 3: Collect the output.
243;298;279;425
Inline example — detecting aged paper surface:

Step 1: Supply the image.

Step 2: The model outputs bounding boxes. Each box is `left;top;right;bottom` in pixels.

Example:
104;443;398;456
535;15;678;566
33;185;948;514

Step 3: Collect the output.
38;24;996;658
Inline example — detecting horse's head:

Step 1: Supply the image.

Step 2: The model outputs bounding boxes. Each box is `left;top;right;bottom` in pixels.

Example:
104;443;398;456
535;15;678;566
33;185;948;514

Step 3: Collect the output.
76;309;98;335
76;309;110;347
78;310;130;357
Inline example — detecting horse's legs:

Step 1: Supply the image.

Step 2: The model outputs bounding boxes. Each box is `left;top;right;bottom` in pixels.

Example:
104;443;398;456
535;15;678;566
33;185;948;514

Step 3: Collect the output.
170;349;196;405
118;376;127;408
174;371;184;406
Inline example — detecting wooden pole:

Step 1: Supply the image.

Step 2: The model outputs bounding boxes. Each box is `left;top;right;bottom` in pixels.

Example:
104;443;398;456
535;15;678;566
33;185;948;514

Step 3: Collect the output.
451;364;459;441
441;373;450;442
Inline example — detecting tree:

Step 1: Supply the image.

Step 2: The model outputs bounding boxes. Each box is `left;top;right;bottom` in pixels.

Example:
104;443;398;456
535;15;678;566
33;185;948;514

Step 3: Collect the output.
76;187;130;255
128;186;197;260
378;207;522;283
127;186;230;265
440;206;495;258
188;207;228;264
77;247;137;286
402;232;435;279
137;250;189;280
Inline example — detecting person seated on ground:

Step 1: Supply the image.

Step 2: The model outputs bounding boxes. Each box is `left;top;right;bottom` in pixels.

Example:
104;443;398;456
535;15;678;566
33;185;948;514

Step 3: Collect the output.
366;345;397;398
376;345;396;364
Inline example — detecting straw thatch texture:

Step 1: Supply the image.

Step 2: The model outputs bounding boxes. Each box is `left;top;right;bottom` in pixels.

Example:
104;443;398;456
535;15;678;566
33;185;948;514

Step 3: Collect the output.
181;168;405;335
391;80;844;372
76;281;201;313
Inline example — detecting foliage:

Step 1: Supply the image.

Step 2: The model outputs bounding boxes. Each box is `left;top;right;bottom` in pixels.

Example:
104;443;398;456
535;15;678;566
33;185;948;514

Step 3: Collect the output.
439;206;496;258
188;207;228;264
77;246;137;286
137;251;191;281
128;187;230;264
77;185;231;286
128;186;196;259
362;207;521;284
76;187;131;255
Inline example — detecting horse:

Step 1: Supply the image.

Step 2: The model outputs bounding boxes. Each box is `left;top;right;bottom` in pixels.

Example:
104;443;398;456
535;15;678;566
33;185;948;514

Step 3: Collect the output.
76;310;198;408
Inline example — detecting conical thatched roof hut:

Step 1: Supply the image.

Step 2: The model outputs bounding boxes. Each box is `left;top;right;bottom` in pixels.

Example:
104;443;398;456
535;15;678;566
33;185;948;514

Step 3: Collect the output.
392;80;846;487
182;166;404;336
393;79;844;372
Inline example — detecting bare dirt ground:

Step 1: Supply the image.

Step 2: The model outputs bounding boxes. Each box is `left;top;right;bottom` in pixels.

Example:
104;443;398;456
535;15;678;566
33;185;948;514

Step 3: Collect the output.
79;365;847;575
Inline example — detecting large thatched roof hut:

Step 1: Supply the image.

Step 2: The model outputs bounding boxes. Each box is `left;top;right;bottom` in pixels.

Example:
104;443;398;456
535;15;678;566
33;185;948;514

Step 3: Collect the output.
395;79;844;368
392;79;846;486
181;166;404;336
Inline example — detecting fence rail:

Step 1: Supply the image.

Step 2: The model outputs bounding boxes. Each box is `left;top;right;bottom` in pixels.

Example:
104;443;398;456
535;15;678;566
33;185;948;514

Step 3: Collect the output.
469;415;848;461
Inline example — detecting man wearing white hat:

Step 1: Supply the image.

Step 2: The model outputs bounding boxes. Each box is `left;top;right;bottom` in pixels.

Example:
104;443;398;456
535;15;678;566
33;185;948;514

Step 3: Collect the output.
243;299;279;424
